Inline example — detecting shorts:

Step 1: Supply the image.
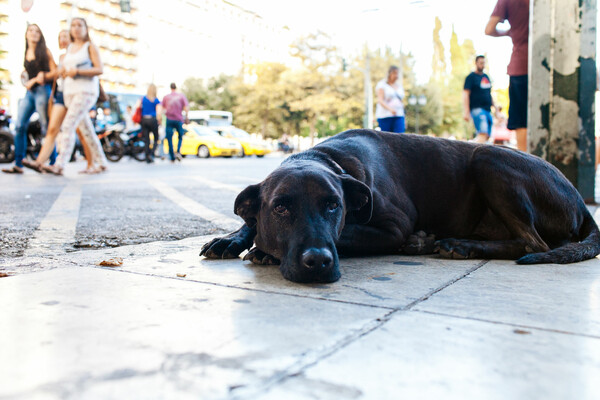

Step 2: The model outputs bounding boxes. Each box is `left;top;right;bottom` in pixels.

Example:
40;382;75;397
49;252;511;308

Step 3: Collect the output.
470;108;493;136
53;90;65;106
508;75;528;130
377;116;405;133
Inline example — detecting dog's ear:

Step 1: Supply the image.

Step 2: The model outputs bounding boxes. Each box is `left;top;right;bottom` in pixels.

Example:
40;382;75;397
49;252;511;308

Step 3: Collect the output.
234;184;261;228
341;175;373;224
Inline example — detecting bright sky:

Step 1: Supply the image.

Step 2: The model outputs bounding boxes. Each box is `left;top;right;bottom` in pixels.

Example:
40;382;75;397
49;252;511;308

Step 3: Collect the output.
232;0;513;87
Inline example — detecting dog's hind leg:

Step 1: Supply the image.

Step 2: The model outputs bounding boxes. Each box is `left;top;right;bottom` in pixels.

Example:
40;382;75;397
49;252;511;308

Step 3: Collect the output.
451;146;552;260
436;237;545;260
402;231;436;255
337;222;411;255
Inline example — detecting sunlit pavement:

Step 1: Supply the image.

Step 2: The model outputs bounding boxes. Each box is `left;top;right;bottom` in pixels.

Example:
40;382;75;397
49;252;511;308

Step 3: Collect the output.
1;159;600;399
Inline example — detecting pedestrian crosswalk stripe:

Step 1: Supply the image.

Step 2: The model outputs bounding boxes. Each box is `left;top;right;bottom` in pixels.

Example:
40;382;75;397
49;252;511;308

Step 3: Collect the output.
26;184;82;257
147;180;241;231
192;176;243;193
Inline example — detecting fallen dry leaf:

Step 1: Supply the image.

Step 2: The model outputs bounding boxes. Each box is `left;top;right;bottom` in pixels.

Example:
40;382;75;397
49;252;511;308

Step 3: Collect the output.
0;272;9;278
96;257;124;267
176;273;187;278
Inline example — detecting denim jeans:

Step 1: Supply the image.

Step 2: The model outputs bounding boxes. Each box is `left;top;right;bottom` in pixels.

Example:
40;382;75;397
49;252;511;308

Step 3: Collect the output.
14;84;55;168
470;107;493;136
165;119;184;161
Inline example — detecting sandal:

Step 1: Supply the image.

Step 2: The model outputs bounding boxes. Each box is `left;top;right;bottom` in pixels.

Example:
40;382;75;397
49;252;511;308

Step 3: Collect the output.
2;166;24;174
22;159;44;174
78;167;96;174
41;165;63;176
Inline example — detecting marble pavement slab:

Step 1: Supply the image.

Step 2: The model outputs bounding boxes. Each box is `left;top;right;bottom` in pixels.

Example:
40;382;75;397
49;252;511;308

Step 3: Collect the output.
414;259;600;337
52;238;487;309
0;268;387;399
257;310;600;400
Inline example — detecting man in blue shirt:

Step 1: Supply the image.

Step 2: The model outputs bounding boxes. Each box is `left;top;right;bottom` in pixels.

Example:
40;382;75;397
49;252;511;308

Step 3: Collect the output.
463;55;498;143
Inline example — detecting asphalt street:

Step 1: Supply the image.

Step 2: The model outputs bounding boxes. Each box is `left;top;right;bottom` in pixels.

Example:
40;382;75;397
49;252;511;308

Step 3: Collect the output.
1;154;283;262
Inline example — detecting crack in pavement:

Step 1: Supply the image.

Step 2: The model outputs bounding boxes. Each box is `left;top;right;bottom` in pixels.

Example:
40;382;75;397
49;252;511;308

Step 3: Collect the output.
229;260;490;399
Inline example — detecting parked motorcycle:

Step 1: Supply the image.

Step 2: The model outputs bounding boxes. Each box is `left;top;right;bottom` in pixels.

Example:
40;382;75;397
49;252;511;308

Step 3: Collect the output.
121;126;146;162
0;108;44;163
0;108;14;163
97;122;145;162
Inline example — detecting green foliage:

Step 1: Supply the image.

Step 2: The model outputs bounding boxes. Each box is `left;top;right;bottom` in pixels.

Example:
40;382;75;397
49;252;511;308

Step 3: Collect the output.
430;20;480;138
178;17;488;140
405;82;443;134
431;17;446;83
182;74;236;112
232;62;293;138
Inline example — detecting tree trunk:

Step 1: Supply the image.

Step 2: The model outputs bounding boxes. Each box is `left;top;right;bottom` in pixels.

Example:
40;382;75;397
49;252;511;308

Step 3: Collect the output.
261;115;268;137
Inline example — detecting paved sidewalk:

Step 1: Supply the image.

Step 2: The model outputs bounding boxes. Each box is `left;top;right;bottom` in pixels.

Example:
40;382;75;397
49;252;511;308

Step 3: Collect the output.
1;234;599;399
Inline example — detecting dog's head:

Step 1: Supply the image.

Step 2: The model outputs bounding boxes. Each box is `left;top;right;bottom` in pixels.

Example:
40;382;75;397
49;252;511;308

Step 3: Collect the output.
234;160;372;283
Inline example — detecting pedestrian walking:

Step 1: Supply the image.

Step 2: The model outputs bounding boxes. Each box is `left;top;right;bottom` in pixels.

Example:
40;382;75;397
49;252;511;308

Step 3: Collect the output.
162;82;189;162
140;84;161;163
2;24;56;174
45;17;108;175
375;66;405;133
463;55;499;143
124;105;136;131
23;29;96;174
485;0;529;152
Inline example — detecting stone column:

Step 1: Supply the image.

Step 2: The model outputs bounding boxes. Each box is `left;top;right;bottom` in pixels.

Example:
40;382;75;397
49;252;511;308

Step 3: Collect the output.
529;0;597;201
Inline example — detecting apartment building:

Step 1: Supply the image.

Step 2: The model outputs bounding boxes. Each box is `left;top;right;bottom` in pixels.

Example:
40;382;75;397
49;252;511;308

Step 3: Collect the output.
1;0;293;113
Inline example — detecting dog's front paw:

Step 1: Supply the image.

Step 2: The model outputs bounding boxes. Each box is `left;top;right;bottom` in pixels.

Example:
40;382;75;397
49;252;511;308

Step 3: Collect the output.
435;239;473;259
200;237;245;259
243;247;280;265
402;231;436;255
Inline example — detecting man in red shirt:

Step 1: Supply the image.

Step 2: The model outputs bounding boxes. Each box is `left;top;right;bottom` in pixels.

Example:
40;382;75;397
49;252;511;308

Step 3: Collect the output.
485;0;529;152
162;82;189;162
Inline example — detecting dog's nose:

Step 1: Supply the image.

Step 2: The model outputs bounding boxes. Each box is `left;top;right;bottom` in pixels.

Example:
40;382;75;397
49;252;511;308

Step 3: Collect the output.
301;248;334;270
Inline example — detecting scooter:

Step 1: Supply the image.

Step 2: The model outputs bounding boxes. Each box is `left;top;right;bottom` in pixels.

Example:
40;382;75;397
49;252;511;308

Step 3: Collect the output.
0;108;14;163
120;126;146;162
97;122;146;162
0;109;44;163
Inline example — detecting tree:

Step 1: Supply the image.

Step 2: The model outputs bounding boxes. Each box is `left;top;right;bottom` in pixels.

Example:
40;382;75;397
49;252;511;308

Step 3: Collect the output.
182;77;209;110
182;74;236;111
429;19;478;138
287;32;344;144
232;62;291;138
431;17;446;84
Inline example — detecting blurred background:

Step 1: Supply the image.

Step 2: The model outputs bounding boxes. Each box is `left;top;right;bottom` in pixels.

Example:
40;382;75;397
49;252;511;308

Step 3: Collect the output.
0;0;594;141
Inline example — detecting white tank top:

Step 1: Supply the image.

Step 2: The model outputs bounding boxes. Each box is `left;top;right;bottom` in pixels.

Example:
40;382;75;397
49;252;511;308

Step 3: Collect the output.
62;42;98;97
56;55;65;92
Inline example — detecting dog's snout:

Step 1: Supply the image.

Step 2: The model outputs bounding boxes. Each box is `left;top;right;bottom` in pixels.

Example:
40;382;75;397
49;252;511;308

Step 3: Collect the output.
301;248;334;270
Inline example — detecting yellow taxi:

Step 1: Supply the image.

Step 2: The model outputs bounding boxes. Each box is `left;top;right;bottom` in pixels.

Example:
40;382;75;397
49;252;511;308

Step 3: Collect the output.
165;124;242;158
212;126;272;157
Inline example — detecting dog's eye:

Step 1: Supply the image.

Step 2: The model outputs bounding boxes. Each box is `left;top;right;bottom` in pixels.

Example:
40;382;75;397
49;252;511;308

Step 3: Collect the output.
274;205;289;215
327;202;339;212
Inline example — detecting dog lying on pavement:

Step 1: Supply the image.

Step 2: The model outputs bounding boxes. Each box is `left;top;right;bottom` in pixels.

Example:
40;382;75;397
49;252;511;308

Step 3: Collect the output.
201;129;600;283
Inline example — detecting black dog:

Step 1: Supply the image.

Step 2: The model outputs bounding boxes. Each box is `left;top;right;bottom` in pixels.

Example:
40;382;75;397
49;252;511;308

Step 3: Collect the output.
201;129;600;283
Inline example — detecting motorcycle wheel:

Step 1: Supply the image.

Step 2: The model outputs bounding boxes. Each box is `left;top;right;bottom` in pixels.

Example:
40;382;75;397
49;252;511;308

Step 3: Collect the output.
102;134;124;162
0;131;15;163
26;121;42;159
131;140;147;162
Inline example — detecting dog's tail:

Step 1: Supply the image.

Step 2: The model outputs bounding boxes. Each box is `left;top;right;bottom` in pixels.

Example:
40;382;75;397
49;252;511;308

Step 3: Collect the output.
517;211;600;264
